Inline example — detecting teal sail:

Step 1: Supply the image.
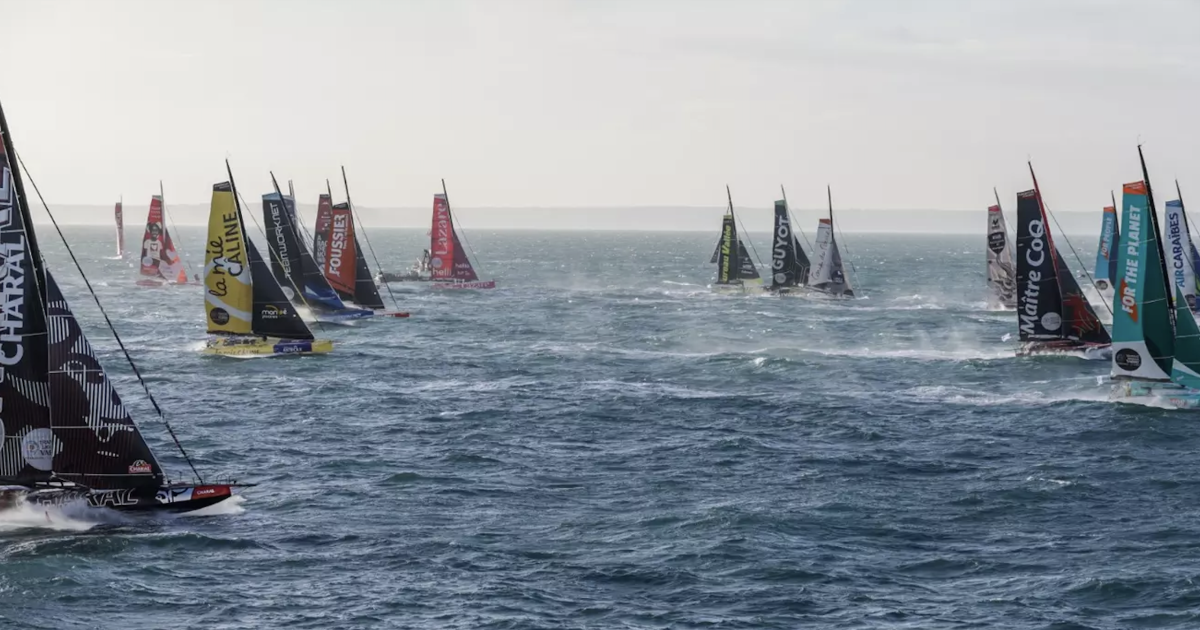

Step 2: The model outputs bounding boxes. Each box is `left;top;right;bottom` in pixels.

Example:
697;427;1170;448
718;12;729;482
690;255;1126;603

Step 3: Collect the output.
1092;204;1119;290
1170;286;1200;390
1111;180;1174;381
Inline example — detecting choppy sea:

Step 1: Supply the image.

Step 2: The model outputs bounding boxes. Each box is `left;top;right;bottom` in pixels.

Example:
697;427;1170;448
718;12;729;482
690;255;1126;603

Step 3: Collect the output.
2;224;1198;630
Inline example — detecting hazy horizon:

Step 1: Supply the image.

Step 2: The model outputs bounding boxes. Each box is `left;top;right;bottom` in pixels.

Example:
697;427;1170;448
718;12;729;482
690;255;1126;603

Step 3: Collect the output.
6;0;1198;221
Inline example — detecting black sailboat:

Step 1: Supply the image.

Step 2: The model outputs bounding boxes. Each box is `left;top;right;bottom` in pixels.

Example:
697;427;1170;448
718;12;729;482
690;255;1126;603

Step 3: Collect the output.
1014;164;1111;357
767;192;811;294
0;98;248;514
262;176;373;323
710;186;761;293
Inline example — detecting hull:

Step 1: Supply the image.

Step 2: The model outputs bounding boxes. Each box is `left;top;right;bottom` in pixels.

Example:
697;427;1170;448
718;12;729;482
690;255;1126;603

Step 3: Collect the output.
711;278;763;295
137;278;197;288
202;335;333;357
376;271;431;283
373;310;410;318
1017;340;1112;360
22;483;241;514
431;280;496;290
313;309;375;324
1112;380;1200;409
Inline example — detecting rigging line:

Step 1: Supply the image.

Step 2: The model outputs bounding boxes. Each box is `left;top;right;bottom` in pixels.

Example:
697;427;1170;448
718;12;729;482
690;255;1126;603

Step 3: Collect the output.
342;167;400;310
235;183;330;335
828;186;863;296
1044;199;1114;319
780;185;814;254
16;153;203;484
441;179;487;276
284;180;320;253
725;185;766;269
158;181;196;280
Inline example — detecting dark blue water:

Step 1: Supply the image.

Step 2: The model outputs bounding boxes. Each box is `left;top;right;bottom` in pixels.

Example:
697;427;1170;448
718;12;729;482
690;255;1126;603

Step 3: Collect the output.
3;225;1198;630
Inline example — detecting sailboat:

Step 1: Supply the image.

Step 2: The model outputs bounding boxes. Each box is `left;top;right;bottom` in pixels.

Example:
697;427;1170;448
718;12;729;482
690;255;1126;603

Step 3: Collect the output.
312;184;409;318
765;195;810;295
1092;198;1120;306
806;187;854;297
1014;164;1111;358
0;99;248;513
710;186;762;294
135;194;191;287
203;173;334;356
261;178;374;322
114;198;125;258
986;189;1017;309
1110;148;1200;408
430;181;495;289
1164;184;1200;313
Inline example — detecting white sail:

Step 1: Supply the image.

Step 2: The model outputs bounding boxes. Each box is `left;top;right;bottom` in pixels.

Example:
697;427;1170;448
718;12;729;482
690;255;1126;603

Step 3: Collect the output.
1165;200;1197;307
807;219;832;285
986;204;1017;308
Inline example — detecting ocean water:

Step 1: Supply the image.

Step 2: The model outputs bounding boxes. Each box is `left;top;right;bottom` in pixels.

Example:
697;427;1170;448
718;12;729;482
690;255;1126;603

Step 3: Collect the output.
3;224;1198;630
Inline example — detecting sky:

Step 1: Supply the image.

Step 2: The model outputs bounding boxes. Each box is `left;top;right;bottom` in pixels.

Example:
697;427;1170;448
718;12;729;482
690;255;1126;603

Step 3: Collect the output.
4;0;1199;228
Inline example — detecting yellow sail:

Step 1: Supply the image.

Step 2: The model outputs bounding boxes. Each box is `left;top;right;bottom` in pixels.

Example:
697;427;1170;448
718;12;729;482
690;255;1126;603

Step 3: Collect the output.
204;182;253;335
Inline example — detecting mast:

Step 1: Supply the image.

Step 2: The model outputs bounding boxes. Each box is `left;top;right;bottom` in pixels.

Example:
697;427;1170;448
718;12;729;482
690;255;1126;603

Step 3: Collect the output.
1140;145;1175;325
342;166;399;309
827;185;834;233
994;187;1002;211
0;102;48;304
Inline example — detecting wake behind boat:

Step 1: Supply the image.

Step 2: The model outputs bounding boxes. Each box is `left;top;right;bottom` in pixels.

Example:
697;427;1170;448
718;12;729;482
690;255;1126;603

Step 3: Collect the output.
1014;163;1111;359
0;99;248;515
203;170;333;357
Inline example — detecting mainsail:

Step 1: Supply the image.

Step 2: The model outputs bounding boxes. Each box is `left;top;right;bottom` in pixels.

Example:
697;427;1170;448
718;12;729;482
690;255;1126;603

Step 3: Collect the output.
770;199;809;289
1165;199;1200;312
430;193;480;282
138;196;187;283
1171;286;1200;389
204;183;253;336
0;99;182;492
1111;180;1174;381
1093;204;1120;292
0;118;52;488
46;271;163;489
114;200;125;257
986;201;1017;308
715;214;738;284
808;189;853;297
262;192;347;311
1015;185;1110;347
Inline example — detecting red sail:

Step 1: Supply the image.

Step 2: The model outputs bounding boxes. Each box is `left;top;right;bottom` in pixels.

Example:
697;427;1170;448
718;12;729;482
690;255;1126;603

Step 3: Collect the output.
323;203;357;295
430;193;455;280
139;196;166;278
114;201;125;256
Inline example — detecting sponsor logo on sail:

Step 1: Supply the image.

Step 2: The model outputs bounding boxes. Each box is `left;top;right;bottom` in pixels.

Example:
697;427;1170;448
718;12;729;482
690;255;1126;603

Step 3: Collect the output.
1019;217;1048;336
128;459;153;474
1120;202;1143;322
1099;210;1115;261
260;304;285;320
772;211;792;283
270;200;293;279
0;161;24;385
329;213;348;273
21;428;54;471
1115;348;1142;372
209;308;230;325
1168;207;1187;288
